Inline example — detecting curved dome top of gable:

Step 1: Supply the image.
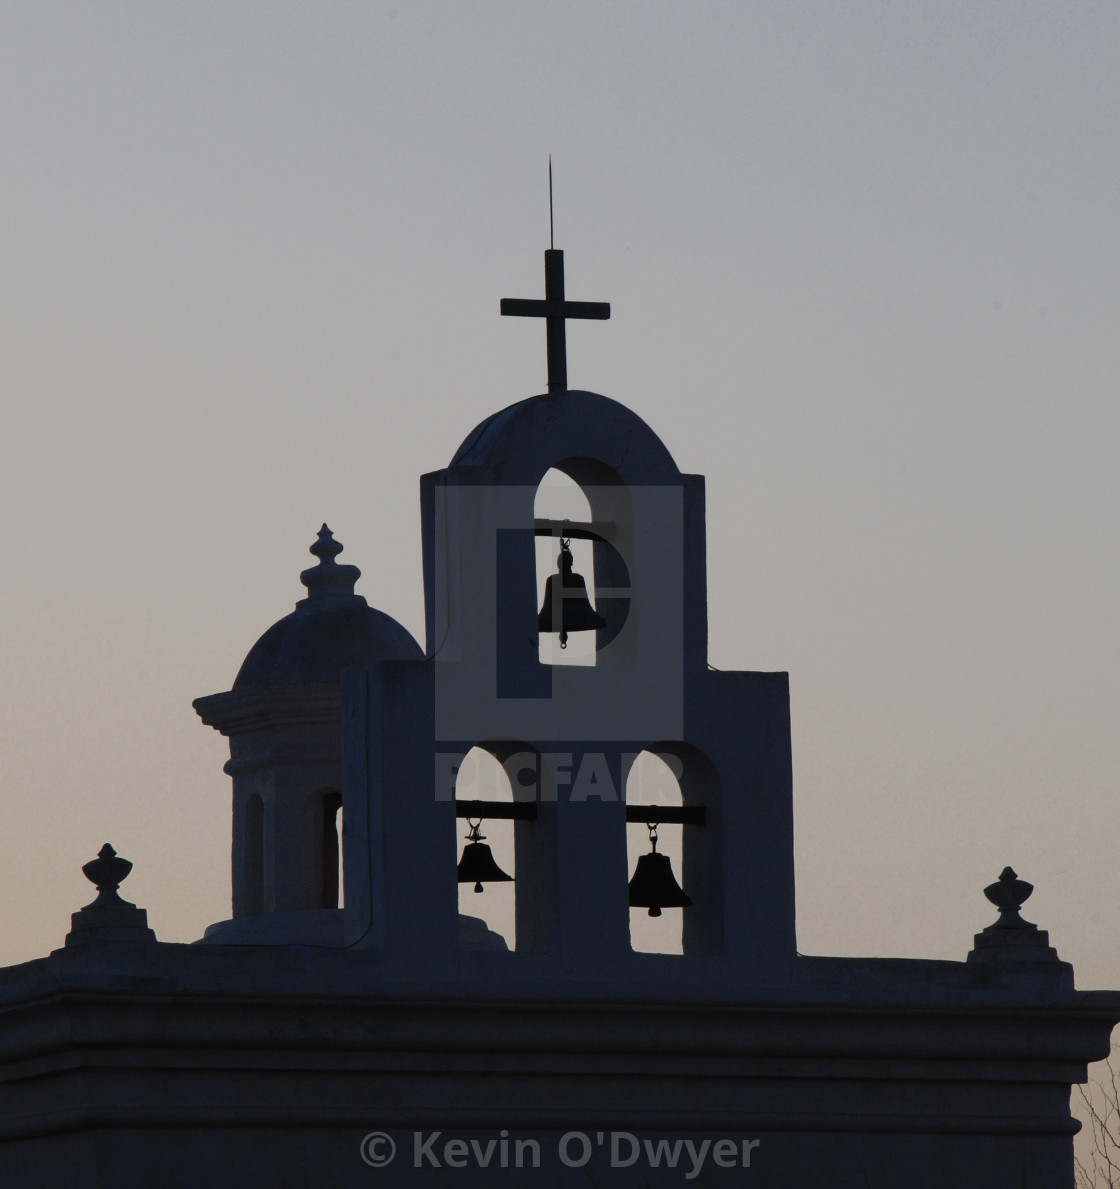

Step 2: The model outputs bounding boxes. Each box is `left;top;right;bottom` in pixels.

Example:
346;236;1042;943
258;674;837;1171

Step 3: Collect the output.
448;390;682;484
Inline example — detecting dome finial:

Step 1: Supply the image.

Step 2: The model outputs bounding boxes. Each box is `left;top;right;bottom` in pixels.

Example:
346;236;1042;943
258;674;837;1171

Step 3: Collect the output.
310;523;343;563
300;525;362;602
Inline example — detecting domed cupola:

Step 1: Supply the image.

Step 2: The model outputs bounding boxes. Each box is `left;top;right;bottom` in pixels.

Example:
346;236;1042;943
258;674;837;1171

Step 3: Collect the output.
232;525;422;692
193;526;422;945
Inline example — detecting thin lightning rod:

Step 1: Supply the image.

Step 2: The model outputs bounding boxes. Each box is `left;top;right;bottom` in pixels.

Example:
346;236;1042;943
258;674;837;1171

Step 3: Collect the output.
549;155;554;249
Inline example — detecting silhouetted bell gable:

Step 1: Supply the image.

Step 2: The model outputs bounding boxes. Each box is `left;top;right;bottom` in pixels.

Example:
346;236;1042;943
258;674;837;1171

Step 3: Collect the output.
3;243;1117;1189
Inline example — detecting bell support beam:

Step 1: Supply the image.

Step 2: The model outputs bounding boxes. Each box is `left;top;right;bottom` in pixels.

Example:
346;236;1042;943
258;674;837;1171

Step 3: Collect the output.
453;803;702;823
453;802;703;824
625;806;706;826
533;519;616;542
454;800;538;821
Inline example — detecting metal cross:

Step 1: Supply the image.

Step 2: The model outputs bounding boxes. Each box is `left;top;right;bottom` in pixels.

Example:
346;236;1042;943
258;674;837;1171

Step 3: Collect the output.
500;249;610;393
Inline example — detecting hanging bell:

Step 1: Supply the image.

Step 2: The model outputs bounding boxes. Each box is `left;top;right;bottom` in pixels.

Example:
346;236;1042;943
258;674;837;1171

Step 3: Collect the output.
628;824;692;917
456;820;513;893
538;538;606;648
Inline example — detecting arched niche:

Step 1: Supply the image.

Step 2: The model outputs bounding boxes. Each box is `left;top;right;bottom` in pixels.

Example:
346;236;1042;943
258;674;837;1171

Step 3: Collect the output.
241;794;264;916
626;743;722;957
321;790;343;910
534;459;632;668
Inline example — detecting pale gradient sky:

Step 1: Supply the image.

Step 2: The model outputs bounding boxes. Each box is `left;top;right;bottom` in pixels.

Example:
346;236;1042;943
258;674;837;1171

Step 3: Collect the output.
1;3;1118;989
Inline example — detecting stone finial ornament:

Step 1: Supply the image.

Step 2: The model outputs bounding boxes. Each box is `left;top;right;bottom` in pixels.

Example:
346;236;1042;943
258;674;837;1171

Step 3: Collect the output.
82;843;134;904
982;867;1036;930
65;843;156;947
299;525;362;602
967;865;1059;965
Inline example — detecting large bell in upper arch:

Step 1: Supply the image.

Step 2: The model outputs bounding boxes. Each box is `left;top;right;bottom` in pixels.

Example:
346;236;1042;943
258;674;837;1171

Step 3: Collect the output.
537;539;606;648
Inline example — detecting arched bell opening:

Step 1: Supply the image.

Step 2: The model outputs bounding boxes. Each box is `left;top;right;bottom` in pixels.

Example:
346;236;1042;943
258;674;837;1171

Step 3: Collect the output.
534;469;597;667
534;461;633;667
625;752;686;954
303;787;343;910
646;742;723;957
554;457;633;664
455;745;517;949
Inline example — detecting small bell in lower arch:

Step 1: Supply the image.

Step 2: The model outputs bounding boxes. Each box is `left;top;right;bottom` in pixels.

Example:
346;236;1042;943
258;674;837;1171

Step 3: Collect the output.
537;537;606;648
456;819;513;893
628;822;692;917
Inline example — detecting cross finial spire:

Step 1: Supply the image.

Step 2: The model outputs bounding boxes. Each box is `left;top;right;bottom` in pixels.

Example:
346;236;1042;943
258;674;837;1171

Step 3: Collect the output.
500;168;610;393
